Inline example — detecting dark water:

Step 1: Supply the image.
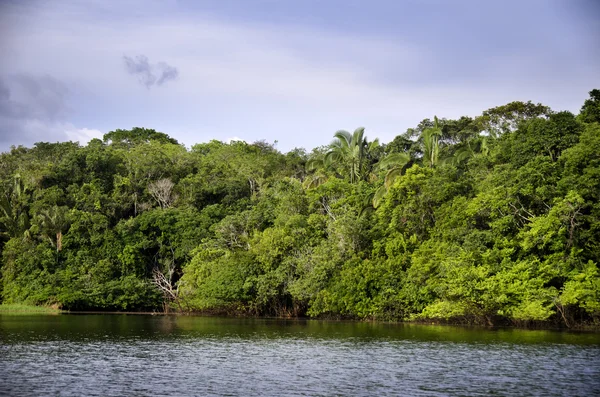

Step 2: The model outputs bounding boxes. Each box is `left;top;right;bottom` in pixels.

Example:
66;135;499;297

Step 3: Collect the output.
1;315;599;396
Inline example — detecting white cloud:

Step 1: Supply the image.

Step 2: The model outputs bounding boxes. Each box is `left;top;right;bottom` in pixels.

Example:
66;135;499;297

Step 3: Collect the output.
64;126;104;145
0;119;102;150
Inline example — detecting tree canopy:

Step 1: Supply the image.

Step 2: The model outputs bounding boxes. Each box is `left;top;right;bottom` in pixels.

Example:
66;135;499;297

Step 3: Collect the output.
1;90;599;327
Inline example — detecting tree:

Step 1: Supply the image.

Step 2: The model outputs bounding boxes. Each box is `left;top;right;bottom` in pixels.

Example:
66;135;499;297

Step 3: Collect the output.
372;152;410;208
307;127;380;184
450;135;490;166
477;101;551;137
579;89;600;124
3;91;600;324
103;127;179;147
148;178;177;209
35;205;70;252
508;111;582;165
422;116;443;168
0;175;30;239
112;140;189;216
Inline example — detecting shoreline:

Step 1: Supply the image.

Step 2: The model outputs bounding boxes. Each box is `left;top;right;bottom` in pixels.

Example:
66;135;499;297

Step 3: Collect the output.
54;310;600;332
3;304;598;331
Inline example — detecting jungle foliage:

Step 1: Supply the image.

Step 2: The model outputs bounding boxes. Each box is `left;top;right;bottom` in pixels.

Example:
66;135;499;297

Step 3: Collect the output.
1;91;599;327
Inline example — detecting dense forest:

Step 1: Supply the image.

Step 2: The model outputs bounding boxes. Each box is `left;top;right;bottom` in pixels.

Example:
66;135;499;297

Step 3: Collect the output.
1;90;599;327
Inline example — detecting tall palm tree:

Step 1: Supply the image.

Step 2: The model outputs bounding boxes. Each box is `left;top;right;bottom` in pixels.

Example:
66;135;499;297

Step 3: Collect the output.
306;127;379;186
37;206;69;252
422;116;443;168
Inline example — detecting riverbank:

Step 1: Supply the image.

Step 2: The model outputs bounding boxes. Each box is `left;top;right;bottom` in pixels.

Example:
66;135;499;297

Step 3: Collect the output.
2;303;598;331
59;309;600;331
0;304;63;315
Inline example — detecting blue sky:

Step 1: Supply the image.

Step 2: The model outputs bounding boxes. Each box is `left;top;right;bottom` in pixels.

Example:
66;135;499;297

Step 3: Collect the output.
0;0;598;152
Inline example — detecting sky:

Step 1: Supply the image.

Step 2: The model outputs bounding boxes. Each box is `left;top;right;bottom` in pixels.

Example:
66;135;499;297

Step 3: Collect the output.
0;0;599;153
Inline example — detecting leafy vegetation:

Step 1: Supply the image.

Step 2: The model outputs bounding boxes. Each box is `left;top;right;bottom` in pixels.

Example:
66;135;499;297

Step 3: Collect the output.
0;303;62;314
1;91;599;327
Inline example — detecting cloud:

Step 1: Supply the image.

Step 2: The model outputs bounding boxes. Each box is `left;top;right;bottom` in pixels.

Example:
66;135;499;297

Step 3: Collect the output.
64;127;103;144
123;55;179;88
0;74;102;150
0;1;597;152
0;74;69;145
0;74;68;121
156;62;178;86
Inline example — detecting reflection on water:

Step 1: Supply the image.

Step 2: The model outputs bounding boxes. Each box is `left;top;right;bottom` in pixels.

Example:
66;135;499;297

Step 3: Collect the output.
1;315;599;396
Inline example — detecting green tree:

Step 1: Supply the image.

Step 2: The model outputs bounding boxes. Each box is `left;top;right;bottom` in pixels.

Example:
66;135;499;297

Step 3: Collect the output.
308;127;380;184
578;89;600;124
35;205;70;253
421;116;443;168
0;175;30;239
372;152;410;208
477;101;551;137
103;127;179;147
2;91;600;324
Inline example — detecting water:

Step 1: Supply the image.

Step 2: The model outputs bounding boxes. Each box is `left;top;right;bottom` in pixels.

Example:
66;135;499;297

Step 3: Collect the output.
1;315;599;396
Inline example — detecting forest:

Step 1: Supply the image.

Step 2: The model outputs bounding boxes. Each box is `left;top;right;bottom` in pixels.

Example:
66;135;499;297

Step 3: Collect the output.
1;90;599;327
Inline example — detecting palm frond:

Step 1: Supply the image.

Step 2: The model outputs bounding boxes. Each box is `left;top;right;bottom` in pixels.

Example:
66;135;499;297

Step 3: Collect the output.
379;152;410;170
350;127;365;148
384;168;403;189
306;157;324;172
333;130;352;149
372;185;387;208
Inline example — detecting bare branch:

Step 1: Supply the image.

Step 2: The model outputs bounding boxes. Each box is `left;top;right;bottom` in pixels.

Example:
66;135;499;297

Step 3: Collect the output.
148;178;177;208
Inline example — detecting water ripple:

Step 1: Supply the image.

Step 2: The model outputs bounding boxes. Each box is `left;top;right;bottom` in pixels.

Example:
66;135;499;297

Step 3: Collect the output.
1;315;599;396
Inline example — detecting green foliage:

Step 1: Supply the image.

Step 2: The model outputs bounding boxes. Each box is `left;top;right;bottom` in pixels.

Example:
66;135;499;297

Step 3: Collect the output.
1;91;599;327
422;116;443;168
478;100;551;137
509;111;582;164
0;303;62;314
579;89;600;124
560;261;600;320
306;127;381;185
0;175;31;239
103;127;180;146
372;152;411;208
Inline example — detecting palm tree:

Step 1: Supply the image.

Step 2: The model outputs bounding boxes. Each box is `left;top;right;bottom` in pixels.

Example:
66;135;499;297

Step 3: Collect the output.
0;175;30;239
306;127;380;186
37;206;69;252
302;170;329;189
451;135;490;166
372;152;410;208
422;116;443;168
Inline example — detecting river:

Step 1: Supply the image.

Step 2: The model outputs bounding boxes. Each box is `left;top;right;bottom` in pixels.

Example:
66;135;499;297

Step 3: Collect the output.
1;314;599;396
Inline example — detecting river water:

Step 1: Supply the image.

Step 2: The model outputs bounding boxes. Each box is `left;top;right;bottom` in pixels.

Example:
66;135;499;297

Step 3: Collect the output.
1;314;599;396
